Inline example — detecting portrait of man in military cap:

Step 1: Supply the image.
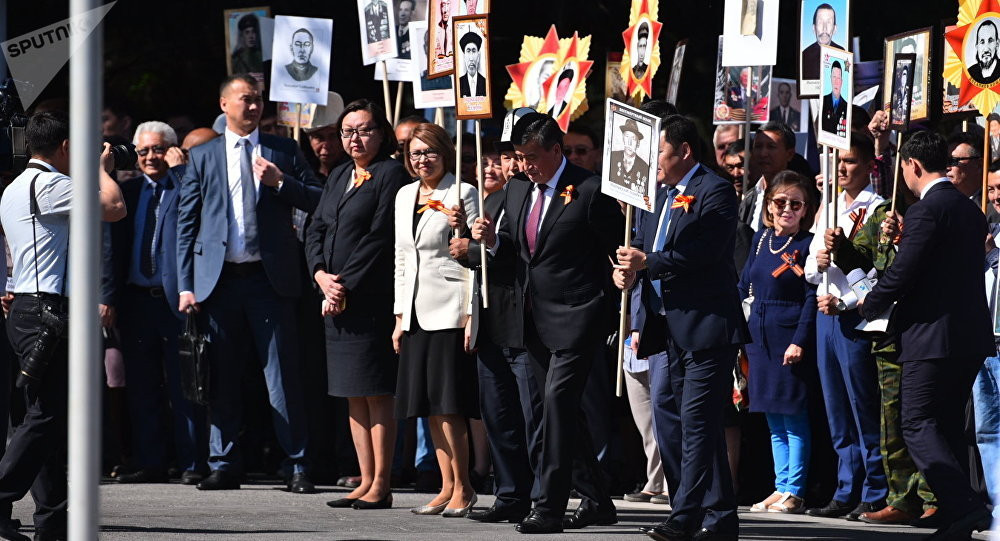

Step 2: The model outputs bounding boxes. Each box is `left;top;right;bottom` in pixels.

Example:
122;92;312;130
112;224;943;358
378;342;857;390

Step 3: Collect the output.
609;118;651;193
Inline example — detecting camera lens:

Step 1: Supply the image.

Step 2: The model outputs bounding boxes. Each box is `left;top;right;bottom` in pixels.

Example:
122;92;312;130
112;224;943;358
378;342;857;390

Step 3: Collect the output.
102;143;138;171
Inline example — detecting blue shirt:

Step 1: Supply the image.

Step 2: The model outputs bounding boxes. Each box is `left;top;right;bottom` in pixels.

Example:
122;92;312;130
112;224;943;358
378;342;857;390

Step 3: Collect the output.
127;174;171;287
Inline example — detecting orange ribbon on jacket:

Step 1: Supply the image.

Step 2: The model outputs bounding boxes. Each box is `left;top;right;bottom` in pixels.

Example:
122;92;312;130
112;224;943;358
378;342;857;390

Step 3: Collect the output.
353;168;372;188
771;250;804;278
848;208;866;240
671;194;696;213
560;185;575;205
417;199;454;215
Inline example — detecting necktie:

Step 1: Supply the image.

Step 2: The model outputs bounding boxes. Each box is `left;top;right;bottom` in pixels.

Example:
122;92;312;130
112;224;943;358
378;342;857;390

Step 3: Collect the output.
240;139;260;256
650;187;679;307
525;183;549;256
139;181;163;277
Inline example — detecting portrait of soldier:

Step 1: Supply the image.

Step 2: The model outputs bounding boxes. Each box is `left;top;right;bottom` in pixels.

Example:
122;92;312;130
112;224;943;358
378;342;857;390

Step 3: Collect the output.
821;59;848;135
285;28;318;82
396;0;414;58
365;0;391;44
632;22;650;79
231;13;263;74
609;118;650;193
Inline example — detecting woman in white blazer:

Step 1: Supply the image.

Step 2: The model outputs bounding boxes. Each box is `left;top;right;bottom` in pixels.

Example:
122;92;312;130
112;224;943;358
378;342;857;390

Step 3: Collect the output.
392;123;481;517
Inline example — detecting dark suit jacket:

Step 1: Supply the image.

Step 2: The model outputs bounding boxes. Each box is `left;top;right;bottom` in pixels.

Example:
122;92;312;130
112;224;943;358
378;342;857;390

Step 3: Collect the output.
304;158;409;320
110;171;184;318
969;62;1000;86
462;190;519;348
738;186;759;228
860;181;994;362
493;162;624;351
631;164;748;356
176;133;321;301
459;73;487;98
801;40;844;81
770;106;800;131
821;93;848;134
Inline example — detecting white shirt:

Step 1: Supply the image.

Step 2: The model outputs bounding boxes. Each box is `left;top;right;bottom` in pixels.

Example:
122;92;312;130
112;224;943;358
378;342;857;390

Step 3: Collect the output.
653;163;699;246
223;127;262;263
1;159;73;295
750;180;765;232
805;183;885;308
920;177;950;200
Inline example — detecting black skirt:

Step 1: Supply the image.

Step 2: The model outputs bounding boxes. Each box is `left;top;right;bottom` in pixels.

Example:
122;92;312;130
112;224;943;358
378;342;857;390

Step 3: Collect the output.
325;310;397;398
395;319;480;419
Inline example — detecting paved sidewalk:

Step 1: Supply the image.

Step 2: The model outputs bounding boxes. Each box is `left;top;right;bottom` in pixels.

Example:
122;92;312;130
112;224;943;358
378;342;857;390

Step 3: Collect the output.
8;481;992;540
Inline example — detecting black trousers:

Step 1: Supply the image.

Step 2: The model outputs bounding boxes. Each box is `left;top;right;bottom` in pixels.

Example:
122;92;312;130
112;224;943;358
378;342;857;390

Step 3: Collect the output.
901;357;988;521
0;295;68;535
524;319;612;517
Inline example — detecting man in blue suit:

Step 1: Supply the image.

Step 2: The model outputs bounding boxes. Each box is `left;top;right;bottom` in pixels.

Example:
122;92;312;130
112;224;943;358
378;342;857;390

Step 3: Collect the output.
111;121;206;485
616;115;748;541
176;74;322;492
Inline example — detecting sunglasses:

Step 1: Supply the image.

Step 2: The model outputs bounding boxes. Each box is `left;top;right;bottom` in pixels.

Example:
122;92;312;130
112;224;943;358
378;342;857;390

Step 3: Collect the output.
136;146;167;157
563;146;592;156
770;198;804;212
947;155;980;168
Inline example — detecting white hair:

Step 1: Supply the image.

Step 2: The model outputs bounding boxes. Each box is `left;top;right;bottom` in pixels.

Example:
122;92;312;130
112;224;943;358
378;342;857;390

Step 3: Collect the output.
132;121;178;147
712;124;739;146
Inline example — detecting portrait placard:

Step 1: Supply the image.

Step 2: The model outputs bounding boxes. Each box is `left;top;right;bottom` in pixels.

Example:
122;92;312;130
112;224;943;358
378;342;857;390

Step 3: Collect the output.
456;0;489;14
817;45;853;151
889;53;916;131
621;0;663;100
453;15;491;120
410;21;455;109
374;0;427;81
601;99;659;213
798;0;850;97
224;7;272;83
427;0;458;78
277;102;316;128
882;28;931;122
606;52;628;103
771;77;808;133
712;37;772;125
665;40;686;105
721;0;779;67
268;15;333;106
357;0;398;66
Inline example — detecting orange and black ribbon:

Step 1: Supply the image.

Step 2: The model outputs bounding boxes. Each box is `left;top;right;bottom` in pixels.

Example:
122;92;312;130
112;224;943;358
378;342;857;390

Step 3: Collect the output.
353;168;372;188
771;250;805;278
848;208;866;240
417;199;454;215
560;185;576;205
671;194;696;213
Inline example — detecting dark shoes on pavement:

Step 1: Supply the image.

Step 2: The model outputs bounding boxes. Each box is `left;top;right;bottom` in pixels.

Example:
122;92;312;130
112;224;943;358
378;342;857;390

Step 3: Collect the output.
846;500;886;521
562;504;617;529
287;473;315;494
923;508;992;540
0;520;27;541
806;499;854;518
352;492;393;510
640;520;687;541
196;470;241;490
515;510;563;534
116;468;169;484
467;503;529;523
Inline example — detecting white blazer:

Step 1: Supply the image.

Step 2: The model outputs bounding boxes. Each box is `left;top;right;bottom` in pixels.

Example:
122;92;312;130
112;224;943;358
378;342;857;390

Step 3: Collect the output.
393;173;480;331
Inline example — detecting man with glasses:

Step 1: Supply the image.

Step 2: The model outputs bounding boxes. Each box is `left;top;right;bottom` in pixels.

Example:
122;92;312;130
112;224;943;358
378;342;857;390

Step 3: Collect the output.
285;28;318;82
947;132;986;202
176;74;322;493
564;125;600;173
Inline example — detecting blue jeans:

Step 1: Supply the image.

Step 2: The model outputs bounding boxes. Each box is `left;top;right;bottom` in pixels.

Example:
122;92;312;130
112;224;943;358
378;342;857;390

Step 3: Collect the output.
973;355;1000;522
765;411;811;498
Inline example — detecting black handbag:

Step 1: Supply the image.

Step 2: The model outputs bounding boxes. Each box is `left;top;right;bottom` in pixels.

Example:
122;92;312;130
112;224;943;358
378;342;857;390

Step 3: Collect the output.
178;309;210;405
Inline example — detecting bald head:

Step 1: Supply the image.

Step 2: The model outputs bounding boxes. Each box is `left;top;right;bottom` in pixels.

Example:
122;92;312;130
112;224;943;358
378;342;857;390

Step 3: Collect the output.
182;127;219;150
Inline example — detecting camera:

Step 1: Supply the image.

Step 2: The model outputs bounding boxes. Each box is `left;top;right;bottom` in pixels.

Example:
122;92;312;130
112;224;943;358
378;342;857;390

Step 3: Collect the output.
0;78;29;174
16;304;67;389
103;136;138;171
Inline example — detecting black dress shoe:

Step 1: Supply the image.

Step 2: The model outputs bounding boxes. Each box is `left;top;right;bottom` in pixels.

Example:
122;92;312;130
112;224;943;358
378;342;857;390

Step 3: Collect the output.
691;528;738;541
196;470;241;490
515;510;563;534
927;508;993;540
352;492;392;509
32;531;65;541
846;500;885;521
326;497;358;508
468;503;529;523
0;520;28;541
116;468;169;484
805;499;854;518
179;470;204;485
640;520;688;541
563;504;618;529
288;472;315;494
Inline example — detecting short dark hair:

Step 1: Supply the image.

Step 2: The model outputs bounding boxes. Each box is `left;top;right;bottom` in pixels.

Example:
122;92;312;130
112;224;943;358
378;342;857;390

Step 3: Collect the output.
900;131;949;173
947;131;983;157
979;20;998;41
990;159;1000;174
238;13;259;31
661;114;702;163
566;124;599;147
777;81;792;93
639;99;678;119
813;3;836;25
989;113;1000;124
292;28;314;42
26;111;69;157
763;170;817;230
849;131;876;163
396;114;425;128
219;73;260;96
899;37;917;51
336;98;398;162
513;114;563;150
831;60;843;74
755;121;796;151
724;139;745;157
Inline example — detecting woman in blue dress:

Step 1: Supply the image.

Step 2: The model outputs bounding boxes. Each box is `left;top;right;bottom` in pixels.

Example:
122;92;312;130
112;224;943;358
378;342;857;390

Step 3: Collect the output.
738;171;818;514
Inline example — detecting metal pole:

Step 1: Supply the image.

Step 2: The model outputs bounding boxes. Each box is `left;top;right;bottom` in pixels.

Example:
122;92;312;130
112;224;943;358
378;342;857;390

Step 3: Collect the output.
68;0;102;538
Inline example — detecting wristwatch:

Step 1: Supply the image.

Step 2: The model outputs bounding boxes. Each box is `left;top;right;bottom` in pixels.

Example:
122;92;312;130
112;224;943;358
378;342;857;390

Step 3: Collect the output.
836;299;847;312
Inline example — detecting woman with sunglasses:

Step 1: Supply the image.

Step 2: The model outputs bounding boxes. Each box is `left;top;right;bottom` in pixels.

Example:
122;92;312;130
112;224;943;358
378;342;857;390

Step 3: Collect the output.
738;171;819;514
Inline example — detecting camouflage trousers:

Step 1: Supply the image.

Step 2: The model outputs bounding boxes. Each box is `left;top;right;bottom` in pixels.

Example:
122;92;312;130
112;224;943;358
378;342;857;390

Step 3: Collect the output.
876;353;937;515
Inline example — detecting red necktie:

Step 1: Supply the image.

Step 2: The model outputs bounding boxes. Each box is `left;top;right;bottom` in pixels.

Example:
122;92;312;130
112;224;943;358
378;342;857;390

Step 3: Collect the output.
525;183;549;256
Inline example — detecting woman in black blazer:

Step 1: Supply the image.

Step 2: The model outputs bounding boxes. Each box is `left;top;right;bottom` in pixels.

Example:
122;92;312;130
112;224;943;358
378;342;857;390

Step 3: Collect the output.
305;99;409;510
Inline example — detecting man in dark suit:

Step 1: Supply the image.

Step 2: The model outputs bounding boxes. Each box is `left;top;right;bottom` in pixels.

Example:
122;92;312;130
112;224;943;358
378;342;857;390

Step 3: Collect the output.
821;60;848;135
111;122;206;485
176;74;322;493
458;31;487;98
859;131;994;539
801;3;843;81
770;82;800;132
616;115;748;541
609;119;650;193
473;113;622;533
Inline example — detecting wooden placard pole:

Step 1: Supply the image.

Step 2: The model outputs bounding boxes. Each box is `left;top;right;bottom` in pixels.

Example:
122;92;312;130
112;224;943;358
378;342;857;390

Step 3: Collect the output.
474;121;488;308
394;81;404;126
890;132;903;214
615;206;634;398
821;145;830;295
292;103;302;143
434;107;444;127
983;116;991;213
381;60;393;123
454;121;463;238
831;148;839;225
741;67;754;196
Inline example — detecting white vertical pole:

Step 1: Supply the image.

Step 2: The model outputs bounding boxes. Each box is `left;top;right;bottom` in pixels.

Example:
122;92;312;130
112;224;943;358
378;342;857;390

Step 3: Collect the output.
68;0;102;538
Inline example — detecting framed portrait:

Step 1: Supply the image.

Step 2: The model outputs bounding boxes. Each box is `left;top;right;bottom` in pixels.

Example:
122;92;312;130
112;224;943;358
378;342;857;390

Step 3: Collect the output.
665;40;687;105
888;53;916;131
374;0;428;81
817;45;853;151
721;0;779;67
882;28;931;122
770;77;808;133
427;0;458;78
453;15;491;120
798;0;850;98
357;0;398;65
943;23;980;115
409;21;455;109
606;52;628;103
964;15;1000;88
268;15;333;106
601;99;660;212
456;0;489;15
224;7;271;80
713;37;772;124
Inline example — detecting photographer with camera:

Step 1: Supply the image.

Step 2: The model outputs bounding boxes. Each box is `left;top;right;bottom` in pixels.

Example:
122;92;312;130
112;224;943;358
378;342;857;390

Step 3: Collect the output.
0;111;125;541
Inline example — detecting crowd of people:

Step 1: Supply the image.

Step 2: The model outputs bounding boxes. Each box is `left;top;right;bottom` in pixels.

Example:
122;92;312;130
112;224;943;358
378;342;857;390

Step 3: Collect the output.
0;69;997;541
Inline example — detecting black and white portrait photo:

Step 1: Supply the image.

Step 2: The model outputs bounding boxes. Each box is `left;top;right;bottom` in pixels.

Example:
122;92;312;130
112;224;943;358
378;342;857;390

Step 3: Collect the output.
966;17;1000;87
285;28;318;82
889;53;915;131
631;22;651;80
601;100;659;211
269;15;333;105
357;0;398;65
453;15;492;119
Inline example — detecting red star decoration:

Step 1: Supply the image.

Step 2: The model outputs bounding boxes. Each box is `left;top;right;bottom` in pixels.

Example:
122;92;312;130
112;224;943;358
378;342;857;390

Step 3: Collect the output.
621;0;663;98
506;26;561;94
540;32;594;130
946;0;1000;108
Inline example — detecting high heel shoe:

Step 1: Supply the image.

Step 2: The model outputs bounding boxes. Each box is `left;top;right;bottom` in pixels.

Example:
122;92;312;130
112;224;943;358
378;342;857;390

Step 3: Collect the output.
326;497;358;508
352;492;392;510
442;493;477;518
411;500;450;515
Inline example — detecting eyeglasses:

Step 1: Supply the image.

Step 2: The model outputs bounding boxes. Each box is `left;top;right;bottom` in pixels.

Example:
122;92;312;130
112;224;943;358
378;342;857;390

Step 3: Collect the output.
340;126;379;138
563;146;592;156
770;198;805;212
948;155;980;167
136;146;167;157
408;149;441;161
